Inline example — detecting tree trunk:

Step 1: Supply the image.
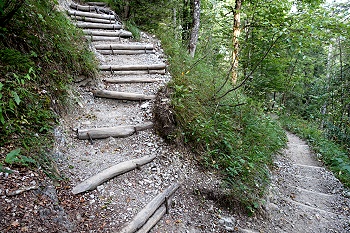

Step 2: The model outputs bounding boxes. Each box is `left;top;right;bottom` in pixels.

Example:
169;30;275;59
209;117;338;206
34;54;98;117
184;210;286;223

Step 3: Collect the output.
188;0;200;57
232;0;242;85
182;0;192;43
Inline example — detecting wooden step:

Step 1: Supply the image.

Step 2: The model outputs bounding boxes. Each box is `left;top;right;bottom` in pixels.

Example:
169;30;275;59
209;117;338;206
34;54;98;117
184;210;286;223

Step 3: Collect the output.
97;50;155;55
99;70;166;75
70;3;111;13
72;154;157;194
67;10;115;20
83;30;132;37
86;2;107;7
77;122;153;140
99;64;166;71
94;44;154;50
76;22;122;30
92;90;156;101
103;77;161;84
71;15;116;24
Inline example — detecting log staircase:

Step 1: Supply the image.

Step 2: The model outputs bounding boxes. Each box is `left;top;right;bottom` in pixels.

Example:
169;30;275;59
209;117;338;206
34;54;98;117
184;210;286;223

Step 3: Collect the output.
66;2;177;232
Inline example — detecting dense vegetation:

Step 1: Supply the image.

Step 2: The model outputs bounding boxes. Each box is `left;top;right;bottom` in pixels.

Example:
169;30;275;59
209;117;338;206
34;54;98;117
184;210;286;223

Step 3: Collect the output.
103;0;350;212
0;0;96;176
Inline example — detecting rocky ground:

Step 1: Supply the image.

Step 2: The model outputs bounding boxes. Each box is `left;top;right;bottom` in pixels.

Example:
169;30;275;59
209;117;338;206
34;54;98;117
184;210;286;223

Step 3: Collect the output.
1;1;349;232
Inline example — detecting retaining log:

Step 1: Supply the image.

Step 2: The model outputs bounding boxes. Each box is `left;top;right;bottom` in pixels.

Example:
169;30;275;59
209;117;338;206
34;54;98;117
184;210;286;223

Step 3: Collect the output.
67;10;115;20
99;64;166;71
92;90;156;101
71;15;116;24
120;183;180;233
99;70;166;75
77;122;153;140
83;30;132;37
86;2;107;6
70;3;111;12
97;50;154;55
72;154;157;194
135;206;166;233
76;22;122;30
94;44;154;50
103;77;161;83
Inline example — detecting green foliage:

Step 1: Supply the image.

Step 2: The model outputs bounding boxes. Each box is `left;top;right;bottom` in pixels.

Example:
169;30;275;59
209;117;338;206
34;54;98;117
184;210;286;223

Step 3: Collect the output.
280;114;350;187
156;24;286;211
125;20;140;40
0;0;96;175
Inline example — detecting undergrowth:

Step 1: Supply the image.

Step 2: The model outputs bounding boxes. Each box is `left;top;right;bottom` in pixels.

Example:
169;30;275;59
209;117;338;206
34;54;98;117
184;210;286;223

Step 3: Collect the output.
0;0;97;176
155;27;287;212
280;114;350;188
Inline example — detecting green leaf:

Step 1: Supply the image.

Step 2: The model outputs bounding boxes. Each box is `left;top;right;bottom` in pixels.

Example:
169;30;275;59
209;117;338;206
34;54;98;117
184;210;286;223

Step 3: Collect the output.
11;91;21;105
5;148;21;164
0;82;3;90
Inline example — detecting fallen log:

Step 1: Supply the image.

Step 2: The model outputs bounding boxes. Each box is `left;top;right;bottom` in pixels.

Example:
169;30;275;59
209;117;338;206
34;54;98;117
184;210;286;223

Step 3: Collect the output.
99;64;166;71
67;10;115;20
103;77;161;83
120;183;180;233
77;122;153;140
72;154;157;194
97;50;154;55
135;206;166;233
76;22;122;30
83;30;132;37
94;44;154;50
99;70;166;75
71;15;116;24
92;90;156;101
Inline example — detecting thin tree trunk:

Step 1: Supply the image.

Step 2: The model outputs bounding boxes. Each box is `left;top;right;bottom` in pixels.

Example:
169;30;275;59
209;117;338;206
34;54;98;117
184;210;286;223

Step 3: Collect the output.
188;0;200;57
232;0;242;85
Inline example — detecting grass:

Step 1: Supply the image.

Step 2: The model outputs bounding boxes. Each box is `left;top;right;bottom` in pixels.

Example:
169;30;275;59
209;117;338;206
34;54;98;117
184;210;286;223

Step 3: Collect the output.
155;26;287;212
280;114;350;188
0;0;97;177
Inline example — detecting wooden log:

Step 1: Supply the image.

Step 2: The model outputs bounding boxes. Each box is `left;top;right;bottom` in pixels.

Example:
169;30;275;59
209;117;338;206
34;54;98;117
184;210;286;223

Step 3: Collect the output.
103;77;161;84
71;15;116;24
120;183;180;233
99;70;166;75
94;44;154;50
135;206;166;233
85;35;131;41
99;64;166;71
86;2;107;6
76;22;122;30
70;3;99;12
97;50;154;55
92;90;156;101
83;30;132;37
72;154;157;194
77;122;153;140
67;10;115;20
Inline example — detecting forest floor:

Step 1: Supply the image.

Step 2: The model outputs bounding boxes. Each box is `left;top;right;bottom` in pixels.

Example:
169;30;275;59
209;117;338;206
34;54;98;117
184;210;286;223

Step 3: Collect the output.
1;1;350;232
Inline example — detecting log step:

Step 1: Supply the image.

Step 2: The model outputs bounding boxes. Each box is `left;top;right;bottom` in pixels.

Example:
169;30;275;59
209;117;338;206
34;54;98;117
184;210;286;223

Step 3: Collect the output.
93;90;156;101
85;36;127;41
99;64;166;71
120;183;180;233
70;3;111;13
67;10;115;20
76;22;122;30
99;70;166;75
97;50;155;55
77;122;153;140
95;44;154;50
71;15;116;24
83;30;132;37
86;2;108;7
72;154;157;194
103;77;161;84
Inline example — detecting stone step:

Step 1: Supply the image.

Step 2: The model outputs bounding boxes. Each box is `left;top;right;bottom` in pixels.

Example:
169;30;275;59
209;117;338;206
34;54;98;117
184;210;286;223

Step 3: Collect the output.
281;184;341;214
83;29;132;37
102;77;162;84
76;22;122;30
67;10;115;20
77;122;153;140
71;15;116;24
92;90;156;101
